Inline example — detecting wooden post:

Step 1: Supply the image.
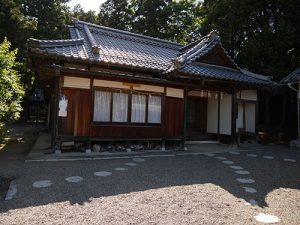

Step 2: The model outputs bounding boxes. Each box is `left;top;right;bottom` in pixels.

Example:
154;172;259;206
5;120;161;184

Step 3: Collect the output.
182;88;188;150
51;66;62;153
231;88;238;146
217;93;220;140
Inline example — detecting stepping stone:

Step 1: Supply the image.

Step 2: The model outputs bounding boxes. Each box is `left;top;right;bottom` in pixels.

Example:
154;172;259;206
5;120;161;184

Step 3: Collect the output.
254;213;280;223
216;156;227;160
114;167;127;171
235;170;250;175
204;153;215;157
284;158;296;162
94;171;112;177
5;180;17;200
246;154;257;157
33;180;52;188
65;176;83;183
222;160;234;165
125;162;137;166
245;199;258;206
263;156;274;159
236;178;255;184
229;151;240;155
249;199;258;206
243;187;257;193
230;166;243;170
132;158;145;162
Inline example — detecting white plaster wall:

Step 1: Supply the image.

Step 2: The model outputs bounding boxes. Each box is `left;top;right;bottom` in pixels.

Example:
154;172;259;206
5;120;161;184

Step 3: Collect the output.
207;95;218;134
134;84;164;93
245;103;256;133
166;87;184;98
188;90;208;98
219;94;232;135
93;79;129;89
240;90;257;101
64;76;90;89
93;79;164;93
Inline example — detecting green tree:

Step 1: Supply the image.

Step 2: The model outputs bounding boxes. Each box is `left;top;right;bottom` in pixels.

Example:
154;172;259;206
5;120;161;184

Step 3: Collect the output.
131;0;170;38
99;0;133;30
163;0;202;43
21;0;70;39
0;38;24;134
71;4;98;24
200;0;300;79
0;0;37;57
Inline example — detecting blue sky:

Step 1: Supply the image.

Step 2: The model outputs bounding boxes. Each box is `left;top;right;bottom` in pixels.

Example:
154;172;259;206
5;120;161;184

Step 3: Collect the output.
68;0;106;12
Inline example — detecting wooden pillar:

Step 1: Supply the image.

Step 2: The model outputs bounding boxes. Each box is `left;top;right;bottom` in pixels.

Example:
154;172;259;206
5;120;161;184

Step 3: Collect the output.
182;88;188;150
217;93;221;139
297;84;300;138
231;88;238;145
51;66;62;153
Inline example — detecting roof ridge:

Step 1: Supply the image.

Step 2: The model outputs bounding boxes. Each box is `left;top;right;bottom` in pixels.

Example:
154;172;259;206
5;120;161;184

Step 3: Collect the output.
74;19;182;49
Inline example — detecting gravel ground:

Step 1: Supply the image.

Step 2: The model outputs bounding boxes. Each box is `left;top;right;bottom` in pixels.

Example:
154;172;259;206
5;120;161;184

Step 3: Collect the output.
0;148;299;224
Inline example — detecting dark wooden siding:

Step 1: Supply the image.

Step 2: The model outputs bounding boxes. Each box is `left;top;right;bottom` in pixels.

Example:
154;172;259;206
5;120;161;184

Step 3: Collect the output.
58;87;184;139
164;97;184;137
58;88;76;135
75;89;92;136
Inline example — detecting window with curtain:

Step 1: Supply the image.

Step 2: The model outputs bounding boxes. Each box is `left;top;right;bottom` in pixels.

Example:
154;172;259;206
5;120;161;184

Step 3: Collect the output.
148;95;161;123
93;91;111;122
131;94;146;123
112;92;128;122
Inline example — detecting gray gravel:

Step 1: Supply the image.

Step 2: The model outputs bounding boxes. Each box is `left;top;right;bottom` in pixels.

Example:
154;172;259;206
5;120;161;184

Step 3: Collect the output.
0;148;299;224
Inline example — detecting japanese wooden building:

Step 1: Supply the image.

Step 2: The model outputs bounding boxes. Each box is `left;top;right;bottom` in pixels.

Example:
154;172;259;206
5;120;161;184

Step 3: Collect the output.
28;19;275;152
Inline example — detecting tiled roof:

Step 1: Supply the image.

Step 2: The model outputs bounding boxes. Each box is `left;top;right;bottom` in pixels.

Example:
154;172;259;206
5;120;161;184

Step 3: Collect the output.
280;68;300;83
180;63;275;86
29;19;275;86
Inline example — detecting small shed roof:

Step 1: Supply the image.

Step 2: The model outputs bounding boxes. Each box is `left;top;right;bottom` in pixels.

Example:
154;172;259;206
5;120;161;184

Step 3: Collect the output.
280;68;300;84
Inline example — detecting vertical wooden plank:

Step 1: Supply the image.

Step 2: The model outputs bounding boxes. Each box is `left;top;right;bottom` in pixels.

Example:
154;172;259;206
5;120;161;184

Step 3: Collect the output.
182;88;188;149
231;89;238;145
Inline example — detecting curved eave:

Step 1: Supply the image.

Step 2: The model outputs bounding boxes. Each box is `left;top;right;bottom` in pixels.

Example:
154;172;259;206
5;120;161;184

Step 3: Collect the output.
178;69;277;88
29;48;163;75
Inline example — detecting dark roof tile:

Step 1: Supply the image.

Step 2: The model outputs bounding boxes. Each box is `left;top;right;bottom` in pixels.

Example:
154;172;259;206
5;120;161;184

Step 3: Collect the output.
281;68;300;83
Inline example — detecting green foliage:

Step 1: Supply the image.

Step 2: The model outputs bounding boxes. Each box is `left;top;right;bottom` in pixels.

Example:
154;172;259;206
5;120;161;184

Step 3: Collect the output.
99;0;133;30
0;38;24;132
200;0;300;79
21;0;70;39
0;0;37;57
71;4;98;24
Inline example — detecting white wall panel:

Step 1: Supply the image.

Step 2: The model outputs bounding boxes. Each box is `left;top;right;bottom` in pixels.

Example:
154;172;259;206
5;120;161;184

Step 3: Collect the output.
219;94;232;135
207;96;218;134
240;90;257;101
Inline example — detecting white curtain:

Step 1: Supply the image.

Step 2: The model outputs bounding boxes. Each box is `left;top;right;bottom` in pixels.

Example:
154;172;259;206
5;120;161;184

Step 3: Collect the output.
94;91;111;122
148;95;161;123
131;94;146;123
112;92;128;122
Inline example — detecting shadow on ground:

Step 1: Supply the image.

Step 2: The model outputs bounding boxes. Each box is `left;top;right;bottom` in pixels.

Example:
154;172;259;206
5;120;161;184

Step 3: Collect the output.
0;146;299;213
